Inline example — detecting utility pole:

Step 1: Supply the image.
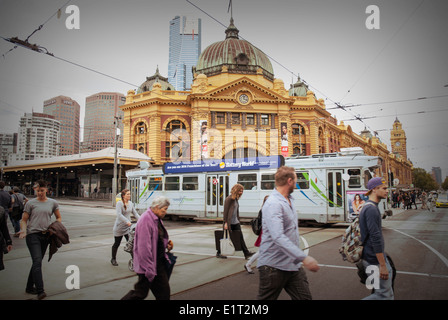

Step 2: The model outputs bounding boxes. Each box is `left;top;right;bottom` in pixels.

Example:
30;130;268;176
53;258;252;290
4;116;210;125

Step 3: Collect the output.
112;115;121;207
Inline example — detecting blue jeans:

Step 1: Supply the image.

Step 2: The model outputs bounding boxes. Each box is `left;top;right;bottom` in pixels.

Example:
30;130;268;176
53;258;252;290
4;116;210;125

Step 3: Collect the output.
362;259;394;300
26;232;49;293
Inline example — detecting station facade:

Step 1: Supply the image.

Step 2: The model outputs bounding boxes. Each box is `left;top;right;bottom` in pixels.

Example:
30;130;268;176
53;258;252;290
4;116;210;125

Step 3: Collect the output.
120;19;412;187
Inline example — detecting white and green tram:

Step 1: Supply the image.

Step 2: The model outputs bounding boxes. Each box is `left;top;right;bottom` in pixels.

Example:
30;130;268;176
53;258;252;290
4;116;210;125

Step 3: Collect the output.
126;147;390;224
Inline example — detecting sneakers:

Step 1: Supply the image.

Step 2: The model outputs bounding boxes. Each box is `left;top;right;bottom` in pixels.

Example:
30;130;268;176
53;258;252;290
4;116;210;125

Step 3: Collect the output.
244;264;254;274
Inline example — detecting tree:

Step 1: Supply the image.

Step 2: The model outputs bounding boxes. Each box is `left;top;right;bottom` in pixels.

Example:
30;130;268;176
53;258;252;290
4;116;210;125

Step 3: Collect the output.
412;168;439;191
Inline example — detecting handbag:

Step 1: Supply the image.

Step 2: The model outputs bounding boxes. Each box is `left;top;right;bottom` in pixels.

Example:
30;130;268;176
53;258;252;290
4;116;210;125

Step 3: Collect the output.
250;209;262;235
220;230;235;256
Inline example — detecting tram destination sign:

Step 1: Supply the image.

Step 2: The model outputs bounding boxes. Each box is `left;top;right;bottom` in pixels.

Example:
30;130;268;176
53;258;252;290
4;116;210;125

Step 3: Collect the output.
163;156;284;174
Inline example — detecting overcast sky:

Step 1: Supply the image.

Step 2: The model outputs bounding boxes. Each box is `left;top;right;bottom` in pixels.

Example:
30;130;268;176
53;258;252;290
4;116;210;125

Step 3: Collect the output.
1;0;447;178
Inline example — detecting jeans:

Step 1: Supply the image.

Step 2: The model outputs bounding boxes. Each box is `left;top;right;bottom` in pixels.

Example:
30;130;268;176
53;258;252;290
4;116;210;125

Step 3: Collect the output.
8;211;20;233
26;232;49;293
362;259;394;300
257;265;312;300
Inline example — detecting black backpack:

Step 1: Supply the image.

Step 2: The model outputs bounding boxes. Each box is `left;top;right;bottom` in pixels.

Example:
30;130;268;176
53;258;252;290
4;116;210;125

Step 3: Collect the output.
250;209;262;236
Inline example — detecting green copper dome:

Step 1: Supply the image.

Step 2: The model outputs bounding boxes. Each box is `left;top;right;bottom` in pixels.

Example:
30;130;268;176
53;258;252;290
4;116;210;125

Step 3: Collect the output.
195;19;274;81
137;67;175;93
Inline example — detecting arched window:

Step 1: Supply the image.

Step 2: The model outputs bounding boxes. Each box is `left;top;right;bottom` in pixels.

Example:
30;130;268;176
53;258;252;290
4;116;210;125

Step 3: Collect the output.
292;123;306;156
135;122;147;134
318;127;325;153
164;120;188;160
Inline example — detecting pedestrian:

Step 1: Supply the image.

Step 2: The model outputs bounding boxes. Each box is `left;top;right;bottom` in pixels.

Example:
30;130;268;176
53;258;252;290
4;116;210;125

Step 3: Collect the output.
11;187;27;237
111;189;140;266
19;180;62;300
392;191;398;208
0;206;13;271
257;166;319;300
0;181;12;230
223;184;254;260
121;196;174;300
359;177;394;300
420;192;428;210
403;192;410;210
244;195;269;274
410;191;417;209
428;193;435;212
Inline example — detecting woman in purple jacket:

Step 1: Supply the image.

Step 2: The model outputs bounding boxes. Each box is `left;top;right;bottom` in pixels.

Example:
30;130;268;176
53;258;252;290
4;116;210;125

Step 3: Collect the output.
121;196;173;300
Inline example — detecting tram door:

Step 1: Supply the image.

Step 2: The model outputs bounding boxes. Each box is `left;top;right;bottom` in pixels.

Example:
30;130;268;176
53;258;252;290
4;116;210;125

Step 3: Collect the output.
327;170;345;222
206;174;229;218
128;178;140;204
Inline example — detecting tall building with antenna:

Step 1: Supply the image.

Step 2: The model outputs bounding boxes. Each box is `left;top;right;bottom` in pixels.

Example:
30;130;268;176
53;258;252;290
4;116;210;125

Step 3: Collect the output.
168;16;201;91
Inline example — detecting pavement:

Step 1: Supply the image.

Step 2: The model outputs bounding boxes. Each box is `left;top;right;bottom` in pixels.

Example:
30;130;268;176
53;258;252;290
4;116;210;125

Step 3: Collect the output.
1;197;423;302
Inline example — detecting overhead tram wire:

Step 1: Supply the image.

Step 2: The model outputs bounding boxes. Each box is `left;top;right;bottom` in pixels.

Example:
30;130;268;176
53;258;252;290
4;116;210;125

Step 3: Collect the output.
327;94;448;110
338;0;427;104
1;0;74;58
185;0;337;108
185;0;390;142
341;107;448;122
0;36;186;103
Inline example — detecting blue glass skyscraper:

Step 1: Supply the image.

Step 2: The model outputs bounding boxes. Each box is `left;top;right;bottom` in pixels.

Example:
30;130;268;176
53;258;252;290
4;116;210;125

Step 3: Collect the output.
168;16;201;91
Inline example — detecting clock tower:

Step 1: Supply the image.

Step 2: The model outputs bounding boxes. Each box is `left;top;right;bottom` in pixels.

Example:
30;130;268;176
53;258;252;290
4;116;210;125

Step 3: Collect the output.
390;117;407;159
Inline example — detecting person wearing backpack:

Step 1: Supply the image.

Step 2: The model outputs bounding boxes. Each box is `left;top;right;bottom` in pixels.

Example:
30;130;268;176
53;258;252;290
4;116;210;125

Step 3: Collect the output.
359;177;394;300
12;187;27;237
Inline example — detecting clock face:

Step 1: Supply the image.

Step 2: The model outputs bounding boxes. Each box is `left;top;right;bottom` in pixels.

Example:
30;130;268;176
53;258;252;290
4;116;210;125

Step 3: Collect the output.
395;141;401;147
239;94;249;104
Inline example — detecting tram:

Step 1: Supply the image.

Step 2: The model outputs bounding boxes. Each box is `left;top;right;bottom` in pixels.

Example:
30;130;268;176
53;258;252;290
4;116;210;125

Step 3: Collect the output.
125;147;389;224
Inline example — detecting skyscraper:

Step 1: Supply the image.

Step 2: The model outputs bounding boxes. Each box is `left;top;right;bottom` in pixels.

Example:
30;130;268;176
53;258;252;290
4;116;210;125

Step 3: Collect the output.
10;112;60;162
83;92;125;152
168;16;201;91
43;95;80;155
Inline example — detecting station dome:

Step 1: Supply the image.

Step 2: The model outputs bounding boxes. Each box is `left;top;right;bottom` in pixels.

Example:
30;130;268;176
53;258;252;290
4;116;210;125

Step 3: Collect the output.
195;19;274;81
137;67;175;93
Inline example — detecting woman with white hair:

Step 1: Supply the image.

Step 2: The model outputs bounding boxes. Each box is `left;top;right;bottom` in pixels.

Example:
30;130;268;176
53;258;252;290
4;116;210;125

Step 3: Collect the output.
121;196;174;300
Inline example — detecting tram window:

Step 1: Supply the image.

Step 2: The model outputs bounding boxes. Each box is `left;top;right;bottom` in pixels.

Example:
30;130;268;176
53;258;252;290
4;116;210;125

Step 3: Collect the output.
182;176;198;190
165;176;180;191
148;177;162;191
347;169;361;188
261;174;275;190
296;172;309;189
363;170;373;188
238;173;257;190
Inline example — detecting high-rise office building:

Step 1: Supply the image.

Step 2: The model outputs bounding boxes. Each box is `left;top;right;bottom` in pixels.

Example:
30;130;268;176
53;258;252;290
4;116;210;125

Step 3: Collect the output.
168;16;201;91
432;167;442;185
83;92;125;152
0;133;17;166
10;112;60;162
43;95;80;155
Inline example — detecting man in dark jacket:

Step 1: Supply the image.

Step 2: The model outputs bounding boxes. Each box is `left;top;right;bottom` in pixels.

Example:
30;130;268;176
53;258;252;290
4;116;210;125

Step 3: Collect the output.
359;177;394;300
0;206;13;270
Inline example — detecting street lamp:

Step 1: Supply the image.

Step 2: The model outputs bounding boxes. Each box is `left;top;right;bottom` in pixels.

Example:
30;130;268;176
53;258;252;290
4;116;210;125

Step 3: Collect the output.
112;115;121;207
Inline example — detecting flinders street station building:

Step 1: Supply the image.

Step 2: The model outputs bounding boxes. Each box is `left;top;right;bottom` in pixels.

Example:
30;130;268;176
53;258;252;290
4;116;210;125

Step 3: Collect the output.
120;18;412;187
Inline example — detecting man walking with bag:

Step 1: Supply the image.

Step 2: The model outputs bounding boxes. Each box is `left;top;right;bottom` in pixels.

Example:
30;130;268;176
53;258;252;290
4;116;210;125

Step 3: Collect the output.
359;177;394;300
257;166;319;300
